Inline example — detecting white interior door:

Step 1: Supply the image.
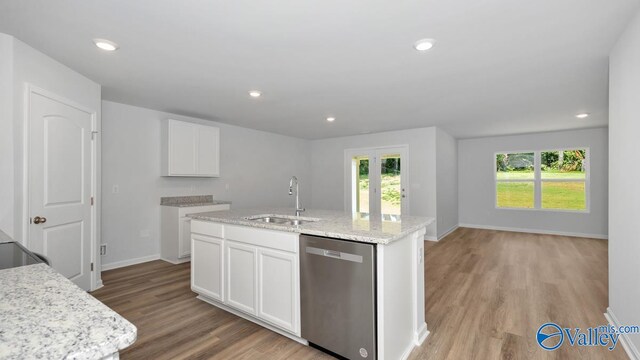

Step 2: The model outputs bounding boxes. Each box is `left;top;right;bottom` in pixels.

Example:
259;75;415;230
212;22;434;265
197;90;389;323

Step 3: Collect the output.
28;89;94;290
346;146;409;216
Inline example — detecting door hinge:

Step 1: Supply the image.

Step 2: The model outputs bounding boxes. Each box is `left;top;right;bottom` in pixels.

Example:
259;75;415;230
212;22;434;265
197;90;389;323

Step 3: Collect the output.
91;262;94;271
91;197;94;206
91;131;99;140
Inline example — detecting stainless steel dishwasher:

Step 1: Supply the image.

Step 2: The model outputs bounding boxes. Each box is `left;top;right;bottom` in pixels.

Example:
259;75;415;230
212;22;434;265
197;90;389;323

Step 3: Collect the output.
300;234;376;359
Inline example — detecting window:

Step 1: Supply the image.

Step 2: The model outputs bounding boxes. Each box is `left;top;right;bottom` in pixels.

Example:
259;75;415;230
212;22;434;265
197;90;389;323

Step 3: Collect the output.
495;149;588;211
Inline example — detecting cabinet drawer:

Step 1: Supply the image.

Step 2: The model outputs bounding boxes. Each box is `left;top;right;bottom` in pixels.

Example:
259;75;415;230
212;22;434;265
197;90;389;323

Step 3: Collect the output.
225;225;298;253
191;220;224;238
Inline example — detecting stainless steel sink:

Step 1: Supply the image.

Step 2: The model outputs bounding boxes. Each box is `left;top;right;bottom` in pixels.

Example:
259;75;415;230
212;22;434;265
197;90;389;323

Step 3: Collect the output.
246;215;319;226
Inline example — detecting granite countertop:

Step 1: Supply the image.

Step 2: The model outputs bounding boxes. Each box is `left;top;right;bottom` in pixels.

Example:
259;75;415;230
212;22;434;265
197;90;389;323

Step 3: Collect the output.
188;208;433;244
160;195;231;208
0;264;137;359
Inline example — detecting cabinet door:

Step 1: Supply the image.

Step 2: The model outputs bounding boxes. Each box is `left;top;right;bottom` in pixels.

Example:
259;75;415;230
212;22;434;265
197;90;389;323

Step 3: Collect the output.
196;125;219;176
257;248;299;334
191;235;224;302
225;241;258;315
168;120;196;175
179;217;191;258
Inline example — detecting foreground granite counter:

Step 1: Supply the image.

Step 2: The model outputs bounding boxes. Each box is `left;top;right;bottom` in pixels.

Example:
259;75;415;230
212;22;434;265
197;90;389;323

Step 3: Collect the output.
0;264;137;359
188;208;433;244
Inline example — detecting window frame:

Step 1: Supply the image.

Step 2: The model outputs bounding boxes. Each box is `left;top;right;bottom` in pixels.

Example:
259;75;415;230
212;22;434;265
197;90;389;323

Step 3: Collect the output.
494;148;590;213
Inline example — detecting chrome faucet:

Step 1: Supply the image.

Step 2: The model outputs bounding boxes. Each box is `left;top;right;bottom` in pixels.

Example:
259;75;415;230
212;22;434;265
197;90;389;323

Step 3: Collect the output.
289;176;305;217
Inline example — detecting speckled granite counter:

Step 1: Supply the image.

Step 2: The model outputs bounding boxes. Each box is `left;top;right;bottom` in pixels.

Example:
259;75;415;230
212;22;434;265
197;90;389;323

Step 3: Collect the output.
189;208;433;244
0;264;137;359
160;195;231;208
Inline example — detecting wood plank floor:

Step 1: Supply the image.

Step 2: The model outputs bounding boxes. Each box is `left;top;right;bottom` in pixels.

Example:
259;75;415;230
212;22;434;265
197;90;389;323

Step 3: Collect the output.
91;228;625;359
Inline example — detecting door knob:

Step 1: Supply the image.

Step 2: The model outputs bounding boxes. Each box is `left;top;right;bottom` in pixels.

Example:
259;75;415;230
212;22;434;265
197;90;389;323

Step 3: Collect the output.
33;216;47;224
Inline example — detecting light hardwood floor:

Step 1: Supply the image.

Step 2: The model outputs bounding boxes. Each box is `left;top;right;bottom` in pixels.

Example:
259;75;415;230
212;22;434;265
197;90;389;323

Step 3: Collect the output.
92;228;625;359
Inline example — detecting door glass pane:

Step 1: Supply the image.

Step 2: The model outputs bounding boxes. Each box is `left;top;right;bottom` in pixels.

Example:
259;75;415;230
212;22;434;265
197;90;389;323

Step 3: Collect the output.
496;152;534;180
353;156;369;214
542;181;586;210
496;182;534;208
380;154;401;215
541;150;586;179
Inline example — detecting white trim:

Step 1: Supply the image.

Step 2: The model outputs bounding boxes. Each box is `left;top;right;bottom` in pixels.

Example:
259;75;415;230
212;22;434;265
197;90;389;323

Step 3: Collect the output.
459;223;607;239
424;235;437;242
424;224;459;242
605;307;640;360
23;84;100;290
414;323;429;345
161;256;191;265
399;341;416;360
438;224;459;241
101;254;161;271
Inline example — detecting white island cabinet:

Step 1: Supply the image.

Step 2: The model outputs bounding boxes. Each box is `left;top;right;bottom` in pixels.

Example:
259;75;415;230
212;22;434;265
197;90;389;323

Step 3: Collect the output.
189;208;432;360
191;220;301;337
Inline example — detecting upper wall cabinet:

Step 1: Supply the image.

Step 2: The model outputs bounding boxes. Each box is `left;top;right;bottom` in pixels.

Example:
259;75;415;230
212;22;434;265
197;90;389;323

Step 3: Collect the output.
162;119;220;177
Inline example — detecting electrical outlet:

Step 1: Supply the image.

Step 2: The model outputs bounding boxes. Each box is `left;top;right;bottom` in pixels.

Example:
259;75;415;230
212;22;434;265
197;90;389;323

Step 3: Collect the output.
100;244;107;256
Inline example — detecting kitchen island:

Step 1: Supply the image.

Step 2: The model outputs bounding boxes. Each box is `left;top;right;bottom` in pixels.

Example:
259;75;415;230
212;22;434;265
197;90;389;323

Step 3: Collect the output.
0;259;137;359
189;208;433;360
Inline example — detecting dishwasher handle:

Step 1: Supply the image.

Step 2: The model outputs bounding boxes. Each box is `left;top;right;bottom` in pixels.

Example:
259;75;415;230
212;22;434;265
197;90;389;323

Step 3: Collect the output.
305;246;363;263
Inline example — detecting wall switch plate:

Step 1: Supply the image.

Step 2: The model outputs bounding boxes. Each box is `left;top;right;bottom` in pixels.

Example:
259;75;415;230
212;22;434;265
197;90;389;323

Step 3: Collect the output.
100;244;107;256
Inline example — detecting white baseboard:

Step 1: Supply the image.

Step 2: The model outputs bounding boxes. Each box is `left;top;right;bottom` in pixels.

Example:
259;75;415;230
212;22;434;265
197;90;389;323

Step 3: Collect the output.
458;223;608;240
101;254;161;271
424;224;460;242
605;307;640;360
414;322;429;345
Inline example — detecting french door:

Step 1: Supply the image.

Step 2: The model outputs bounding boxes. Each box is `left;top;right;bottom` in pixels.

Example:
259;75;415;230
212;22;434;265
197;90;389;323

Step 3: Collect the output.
345;146;409;216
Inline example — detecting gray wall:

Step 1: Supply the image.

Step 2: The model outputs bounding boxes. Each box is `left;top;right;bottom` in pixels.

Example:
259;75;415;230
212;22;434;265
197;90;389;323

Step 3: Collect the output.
435;128;458;238
101;101;312;267
0;34;13;236
458;128;608;238
609;8;640;355
309;127;438;238
0;34;102;245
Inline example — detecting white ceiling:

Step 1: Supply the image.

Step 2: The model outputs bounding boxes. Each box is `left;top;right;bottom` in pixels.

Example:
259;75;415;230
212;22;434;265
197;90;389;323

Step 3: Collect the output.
1;0;638;139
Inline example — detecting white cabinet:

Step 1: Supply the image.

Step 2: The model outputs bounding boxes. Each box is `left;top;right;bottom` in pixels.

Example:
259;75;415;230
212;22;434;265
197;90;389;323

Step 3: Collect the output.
190;221;300;336
258;248;298;333
225;241;258;315
161;204;230;264
191;234;224;302
162;119;220;177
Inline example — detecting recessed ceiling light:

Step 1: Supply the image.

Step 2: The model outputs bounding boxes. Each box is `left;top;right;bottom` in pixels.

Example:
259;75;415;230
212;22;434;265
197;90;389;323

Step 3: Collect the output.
93;38;119;51
414;38;436;52
576;113;590;119
249;90;262;98
326;117;336;122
